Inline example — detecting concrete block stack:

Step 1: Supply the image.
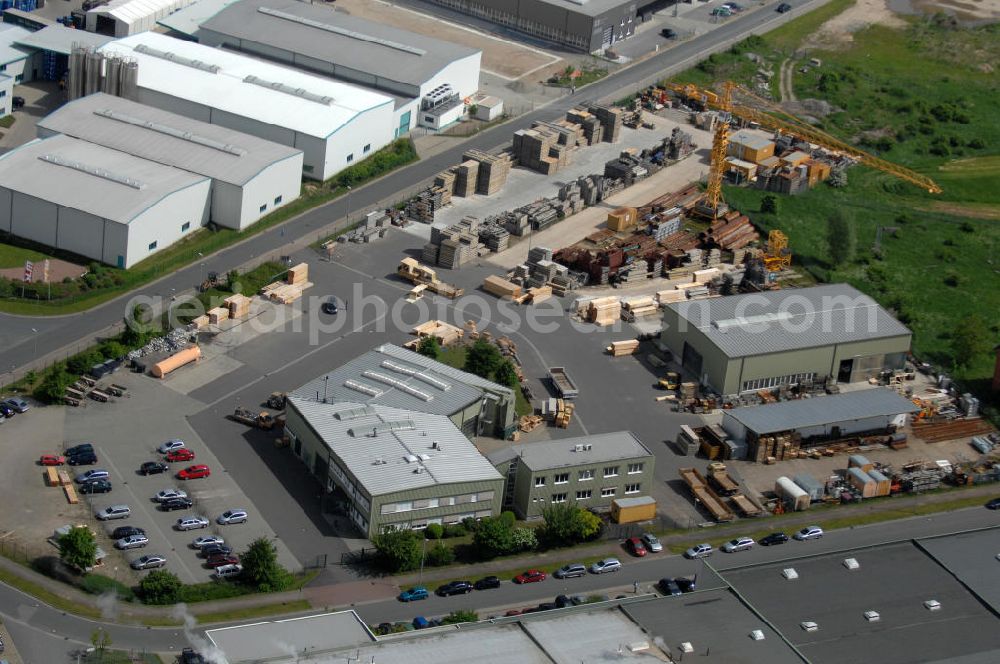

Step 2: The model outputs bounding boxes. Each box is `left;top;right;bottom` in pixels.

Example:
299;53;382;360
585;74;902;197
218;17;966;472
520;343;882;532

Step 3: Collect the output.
566;108;604;145
666;127;696;161
463;149;512;196
454;160;479;197
648;212;682;241
512;126;570;175
477;218;510;252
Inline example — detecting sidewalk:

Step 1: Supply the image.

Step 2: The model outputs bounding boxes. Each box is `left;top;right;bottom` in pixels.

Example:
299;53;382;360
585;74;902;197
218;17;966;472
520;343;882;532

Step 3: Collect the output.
0;482;995;625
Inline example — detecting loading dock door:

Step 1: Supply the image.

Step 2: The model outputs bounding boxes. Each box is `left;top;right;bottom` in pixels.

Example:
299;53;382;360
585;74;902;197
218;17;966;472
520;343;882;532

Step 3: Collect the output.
682;342;703;376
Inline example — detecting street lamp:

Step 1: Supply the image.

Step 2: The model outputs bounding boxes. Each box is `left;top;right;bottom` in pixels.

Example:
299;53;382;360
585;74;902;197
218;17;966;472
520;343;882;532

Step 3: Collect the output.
31;327;38;356
418;537;428;584
345;185;353;224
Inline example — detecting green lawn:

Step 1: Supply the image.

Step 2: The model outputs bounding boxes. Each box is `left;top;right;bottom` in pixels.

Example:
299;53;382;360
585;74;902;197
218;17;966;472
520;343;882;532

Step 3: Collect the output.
0;242;51;269
194;599;311;624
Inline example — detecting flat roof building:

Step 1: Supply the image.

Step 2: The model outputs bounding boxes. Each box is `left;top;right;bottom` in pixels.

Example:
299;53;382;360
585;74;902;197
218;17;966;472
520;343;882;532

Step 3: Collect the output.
290;343;516;438
283;400;504;536
206;612;373;662
98;32;395;180
488;431;655;519
0;134;211;268
660;284;912;395
86;0;199;37
37;93;303;230
0;23;35;100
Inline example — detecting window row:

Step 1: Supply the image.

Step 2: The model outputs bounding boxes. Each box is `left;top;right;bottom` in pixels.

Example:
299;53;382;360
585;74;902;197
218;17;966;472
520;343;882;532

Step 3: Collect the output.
741;372;816;393
533;463;645;487
380;490;495;515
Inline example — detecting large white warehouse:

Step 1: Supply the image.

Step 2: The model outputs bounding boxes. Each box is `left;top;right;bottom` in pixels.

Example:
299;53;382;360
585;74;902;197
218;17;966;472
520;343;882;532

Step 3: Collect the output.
165;0;481;135
37;93;303;231
98;32;395;180
0;134;211;268
87;0;199;37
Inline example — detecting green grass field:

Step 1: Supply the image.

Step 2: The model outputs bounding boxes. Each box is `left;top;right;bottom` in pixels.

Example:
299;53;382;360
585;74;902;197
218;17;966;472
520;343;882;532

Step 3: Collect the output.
0;242;51;269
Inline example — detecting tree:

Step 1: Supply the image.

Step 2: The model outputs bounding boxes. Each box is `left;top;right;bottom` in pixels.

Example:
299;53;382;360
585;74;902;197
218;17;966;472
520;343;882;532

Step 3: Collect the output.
720;273;735;297
828;166;848;188
424;542;455;567
138;570;182;605
424;523;443;540
440;610;478;625
493;359;520;389
90;628;112;653
951;314;990;368
464;339;502;379
510;527;539;553
539;504;602;547
59;526;97;572
416;336;441;360
372;528;422;573
241;537;291;592
826;209;856;265
760;194;778;215
226;269;241;292
576;509;603;540
472;515;515;559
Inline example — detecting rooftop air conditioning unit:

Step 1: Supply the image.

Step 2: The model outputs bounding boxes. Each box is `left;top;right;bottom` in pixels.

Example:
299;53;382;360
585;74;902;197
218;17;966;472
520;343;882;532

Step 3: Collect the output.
843;558;860;570
749;630;765;641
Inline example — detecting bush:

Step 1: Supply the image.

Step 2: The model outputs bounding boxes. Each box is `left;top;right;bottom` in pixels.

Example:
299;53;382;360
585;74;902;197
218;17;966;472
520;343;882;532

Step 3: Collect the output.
510;527;538;553
98;340;127;360
67;349;104;376
177;580;250;603
424;523;444;540
443;524;467;538
137;570;181;605
34;365;76;404
81;574;135;602
372;528;423;573
424;542;455;567
241;537;293;593
440;610;478;625
332;139;417;189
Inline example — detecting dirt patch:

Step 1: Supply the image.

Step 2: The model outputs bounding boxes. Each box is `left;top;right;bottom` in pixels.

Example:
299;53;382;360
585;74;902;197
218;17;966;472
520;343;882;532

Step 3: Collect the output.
802;0;908;49
334;0;561;81
902;0;1000;23
925;201;1000;220
0;258;87;283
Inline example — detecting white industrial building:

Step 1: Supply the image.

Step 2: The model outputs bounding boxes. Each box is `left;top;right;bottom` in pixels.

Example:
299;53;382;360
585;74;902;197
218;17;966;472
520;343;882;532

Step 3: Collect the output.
0;134;211;268
164;0;481;134
98;32;395;180
86;0;199;37
0;23;35;98
37;93;303;230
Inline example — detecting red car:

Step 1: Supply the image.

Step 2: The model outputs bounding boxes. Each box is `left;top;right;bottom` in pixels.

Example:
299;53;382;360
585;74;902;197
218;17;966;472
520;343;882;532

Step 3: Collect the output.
166;448;196;462
40;453;66;466
177;464;211;480
626;537;648;557
205;553;239;568
513;570;546;584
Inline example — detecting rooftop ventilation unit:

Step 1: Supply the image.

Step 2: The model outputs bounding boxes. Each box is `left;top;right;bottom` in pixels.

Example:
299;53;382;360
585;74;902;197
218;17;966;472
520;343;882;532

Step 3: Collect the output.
38;154;145;190
133;43;220;73
361;371;432;402
404;454;418;463
418;454;430;461
93;109;247;156
381;360;450;391
782;568;799;580
713;311;795;332
243;75;333;105
413;466;426;474
749;630;765;641
924;599;941;611
863;611;880;622
335;405;377;421
799;622;819;632
351;420;417;437
372;458;386;465
843;557;860;570
258;7;427;56
343;380;383;398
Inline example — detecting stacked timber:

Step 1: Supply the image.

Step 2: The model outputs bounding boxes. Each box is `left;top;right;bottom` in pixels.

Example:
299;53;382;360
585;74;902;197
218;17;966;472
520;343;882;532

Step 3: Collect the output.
463;149;512;195
607;339;640;357
526;286;552;304
224;294;251;319
433;170;456;193
207;307;229;325
565;108;604;145
455;160;479;197
621;296;658;321
707;213;759;250
287;263;308;284
191;315;210;329
410;320;464;347
587;296;621;326
484;275;522;300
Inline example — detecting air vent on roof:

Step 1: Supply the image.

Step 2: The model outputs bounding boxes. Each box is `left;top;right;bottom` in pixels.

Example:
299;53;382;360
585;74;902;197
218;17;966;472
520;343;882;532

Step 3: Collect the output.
350;420;416;437
243;75;333;105
418;454;430;461
343;380;383;398
258;6;427;56
334;405;377;421
413;466;426;474
372;458;386;465
93;109;247;156
134;43;221;73
380;360;450;391
38;154;145;190
361;371;432;402
404;455;418;463
713;311;794;332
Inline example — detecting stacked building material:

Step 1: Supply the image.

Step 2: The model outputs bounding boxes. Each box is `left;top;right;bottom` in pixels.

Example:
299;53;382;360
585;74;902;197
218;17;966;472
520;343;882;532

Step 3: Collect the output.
477;219;510;252
223;294;251;320
706;213;759;250
565;108;603;145
409;320;464;347
463;149;512;195
405;185;450;224
454;160;479;197
526;286;552;304
512;126;570;175
207;307;229;325
606;207;638;232
287;263;308;285
587;296;621;326
621;296;658;321
532;119;585;147
434;170;456;193
483;275;522;300
589;104;624;143
665;127;696;160
341;210;395;243
648;214;682;241
607;339;640;357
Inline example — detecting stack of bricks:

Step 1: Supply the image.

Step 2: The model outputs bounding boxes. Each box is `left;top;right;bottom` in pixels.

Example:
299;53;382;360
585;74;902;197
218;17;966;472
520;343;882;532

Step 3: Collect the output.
462;149;512;196
454;160;479;197
566;108;604;145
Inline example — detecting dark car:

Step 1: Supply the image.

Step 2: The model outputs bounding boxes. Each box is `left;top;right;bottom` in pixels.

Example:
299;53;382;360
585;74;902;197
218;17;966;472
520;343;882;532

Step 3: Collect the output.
474;575;501;590
986;498;1000;510
112;525;145;540
67;451;98;466
79;479;112;494
555;594;572;608
436;580;474;596
200;544;234;558
777;2;792;11
206;554;240;568
321;297;339;314
759;532;790;546
66;443;95;457
658;578;682;596
660;28;677;39
159;497;194;511
675;577;697;593
536;602;558;612
181;648;207;664
140;461;169;476
11;96;25;110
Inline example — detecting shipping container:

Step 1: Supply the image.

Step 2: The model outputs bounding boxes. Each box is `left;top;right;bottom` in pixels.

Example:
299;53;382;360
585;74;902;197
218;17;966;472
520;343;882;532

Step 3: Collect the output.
611;496;656;524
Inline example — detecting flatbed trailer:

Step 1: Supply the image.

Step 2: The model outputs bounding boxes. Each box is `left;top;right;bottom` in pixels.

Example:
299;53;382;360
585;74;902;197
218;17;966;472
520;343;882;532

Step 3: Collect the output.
548;367;579;399
679;467;735;522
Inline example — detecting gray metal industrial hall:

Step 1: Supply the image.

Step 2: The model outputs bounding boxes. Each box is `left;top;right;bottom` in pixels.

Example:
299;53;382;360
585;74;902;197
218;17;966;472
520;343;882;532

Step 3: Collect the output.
660;284;912;395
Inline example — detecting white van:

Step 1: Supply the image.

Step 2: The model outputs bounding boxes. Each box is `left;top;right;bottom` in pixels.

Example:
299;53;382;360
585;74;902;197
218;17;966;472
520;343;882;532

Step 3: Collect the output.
214;563;243;579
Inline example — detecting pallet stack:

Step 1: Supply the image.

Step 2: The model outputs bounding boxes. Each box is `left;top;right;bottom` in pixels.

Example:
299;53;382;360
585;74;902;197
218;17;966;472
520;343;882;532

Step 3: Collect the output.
589;104;624;143
463;149;512;196
434;170;456;193
565;108;604;145
455;160;479;197
554;399;575;428
512;126;570;175
587;296;621;326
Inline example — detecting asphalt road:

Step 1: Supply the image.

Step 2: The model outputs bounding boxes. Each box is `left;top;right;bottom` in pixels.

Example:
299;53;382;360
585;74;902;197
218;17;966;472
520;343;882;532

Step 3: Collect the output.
0;0;832;379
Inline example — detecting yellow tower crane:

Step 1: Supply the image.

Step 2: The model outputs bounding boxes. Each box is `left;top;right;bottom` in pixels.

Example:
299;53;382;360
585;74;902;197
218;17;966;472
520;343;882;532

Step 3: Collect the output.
764;229;792;272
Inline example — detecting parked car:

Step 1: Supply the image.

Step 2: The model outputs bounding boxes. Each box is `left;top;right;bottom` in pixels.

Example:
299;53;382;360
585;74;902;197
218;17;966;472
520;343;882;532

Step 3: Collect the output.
154;488;188;502
175;516;210;531
112;526;145;540
626;537;648;557
165;448;196;462
658;578;682;596
217;509;248;525
474;576;501;590
321;297;339;314
589;558;622;574
96;505;131;521
711;6;732;16
554;563;587;579
436;581;474;596
75;469;109;484
398;586;429;602
214;563;243;579
985;498;1000;510
722;537;755;553
684;543;713;559
200;544;234;558
116;534;149;550
641;533;663;553
5;397;29;413
67;451;97;466
140;461;169;475
675;577;696;593
79;479;112;494
793;526;824;541
10;96;25;111
776;2;792;11
722;2;743;11
759;532;790;546
160;497;194;511
180;648;206;664
0;403;14;418
65;443;94;457
177;464;211;480
192;535;225;549
206;554;240;568
158;439;186;454
514;569;547;584
131;555;167;570
660;28;677;39
40;454;66;466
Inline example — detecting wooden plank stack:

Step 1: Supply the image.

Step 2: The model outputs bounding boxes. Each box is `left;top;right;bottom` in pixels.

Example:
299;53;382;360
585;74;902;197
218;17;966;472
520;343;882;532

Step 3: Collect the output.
411;320;464;347
621;296;658;320
463;149;512;196
224;294;251;319
519;414;543;433
554;399;575;428
191;314;210;329
260;262;313;304
586;296;621;326
483;275;522;300
287;263;308;285
526;286;552;304
64;483;79;504
607;339;640;357
455;160;479;197
565;108;604;145
207;306;229;325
